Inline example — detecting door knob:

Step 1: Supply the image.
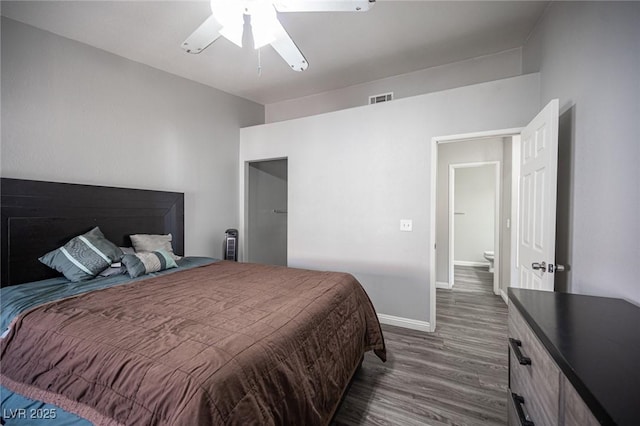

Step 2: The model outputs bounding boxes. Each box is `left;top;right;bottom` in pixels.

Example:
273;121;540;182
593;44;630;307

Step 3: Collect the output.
531;261;547;272
548;264;565;273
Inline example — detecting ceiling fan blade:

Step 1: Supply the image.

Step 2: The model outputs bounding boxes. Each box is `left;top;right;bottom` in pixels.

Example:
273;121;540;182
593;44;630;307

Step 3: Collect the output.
274;0;375;13
181;15;223;54
270;23;308;72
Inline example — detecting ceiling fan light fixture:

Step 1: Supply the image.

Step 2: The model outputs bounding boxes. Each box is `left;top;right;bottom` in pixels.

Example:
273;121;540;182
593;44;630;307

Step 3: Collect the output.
210;0;244;46
250;2;279;49
211;0;279;49
183;0;376;71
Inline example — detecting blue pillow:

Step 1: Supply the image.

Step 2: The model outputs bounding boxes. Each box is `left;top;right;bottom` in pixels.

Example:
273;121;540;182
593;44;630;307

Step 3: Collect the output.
39;227;123;282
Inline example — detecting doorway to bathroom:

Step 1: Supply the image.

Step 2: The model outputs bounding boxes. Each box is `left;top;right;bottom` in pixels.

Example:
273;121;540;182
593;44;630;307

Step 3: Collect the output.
431;132;518;333
246;158;288;266
434;134;518;304
448;162;500;294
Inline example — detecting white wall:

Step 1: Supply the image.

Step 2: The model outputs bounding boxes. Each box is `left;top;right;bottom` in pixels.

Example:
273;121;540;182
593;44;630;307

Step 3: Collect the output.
436;138;504;283
0;18;265;257
453;165;496;265
265;48;523;123
523;2;640;304
241;74;539;325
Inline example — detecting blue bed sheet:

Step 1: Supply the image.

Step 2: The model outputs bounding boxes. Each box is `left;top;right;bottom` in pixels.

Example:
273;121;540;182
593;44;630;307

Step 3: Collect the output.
1;257;216;338
0;257;217;425
1;387;89;426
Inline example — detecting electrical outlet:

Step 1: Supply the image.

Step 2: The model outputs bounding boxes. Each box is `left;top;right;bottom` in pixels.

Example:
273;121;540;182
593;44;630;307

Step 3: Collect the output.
400;219;413;232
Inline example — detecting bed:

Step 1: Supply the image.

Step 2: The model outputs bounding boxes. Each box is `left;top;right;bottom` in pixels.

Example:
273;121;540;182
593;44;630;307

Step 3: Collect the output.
0;178;386;425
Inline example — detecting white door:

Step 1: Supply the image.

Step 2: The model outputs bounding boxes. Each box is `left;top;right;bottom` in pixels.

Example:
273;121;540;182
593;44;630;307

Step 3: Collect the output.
517;99;559;291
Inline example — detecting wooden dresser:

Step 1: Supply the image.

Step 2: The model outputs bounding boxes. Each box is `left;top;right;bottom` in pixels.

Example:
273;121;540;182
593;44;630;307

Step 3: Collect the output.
507;288;640;425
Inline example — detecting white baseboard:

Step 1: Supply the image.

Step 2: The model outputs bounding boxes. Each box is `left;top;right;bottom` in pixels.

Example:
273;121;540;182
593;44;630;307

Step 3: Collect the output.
436;281;453;289
378;313;432;332
500;289;509;304
454;260;490;268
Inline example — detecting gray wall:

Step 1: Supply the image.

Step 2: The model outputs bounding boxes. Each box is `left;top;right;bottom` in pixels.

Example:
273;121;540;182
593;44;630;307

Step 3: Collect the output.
0;18;265;257
522;2;640;304
265;48;523;123
247;159;288;266
241;75;539;325
436;138;504;284
454;165;496;265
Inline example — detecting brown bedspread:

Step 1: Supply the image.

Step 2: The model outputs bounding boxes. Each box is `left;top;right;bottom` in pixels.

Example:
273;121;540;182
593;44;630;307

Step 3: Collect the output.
0;261;385;425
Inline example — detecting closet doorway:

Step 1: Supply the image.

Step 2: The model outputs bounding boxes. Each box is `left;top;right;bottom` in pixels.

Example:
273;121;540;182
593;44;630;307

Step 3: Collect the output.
246;158;288;266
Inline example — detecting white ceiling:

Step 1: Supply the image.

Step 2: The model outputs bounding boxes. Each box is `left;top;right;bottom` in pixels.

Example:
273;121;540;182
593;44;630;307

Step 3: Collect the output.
1;1;549;105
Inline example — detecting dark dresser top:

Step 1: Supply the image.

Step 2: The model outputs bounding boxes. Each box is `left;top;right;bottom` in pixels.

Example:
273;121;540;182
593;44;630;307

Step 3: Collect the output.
508;288;640;426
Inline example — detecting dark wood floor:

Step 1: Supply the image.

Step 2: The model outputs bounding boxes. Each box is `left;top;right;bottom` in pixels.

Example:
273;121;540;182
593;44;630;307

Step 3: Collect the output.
333;266;508;425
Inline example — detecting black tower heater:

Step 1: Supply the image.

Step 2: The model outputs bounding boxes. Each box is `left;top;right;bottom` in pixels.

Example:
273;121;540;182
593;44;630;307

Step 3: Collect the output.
223;229;238;261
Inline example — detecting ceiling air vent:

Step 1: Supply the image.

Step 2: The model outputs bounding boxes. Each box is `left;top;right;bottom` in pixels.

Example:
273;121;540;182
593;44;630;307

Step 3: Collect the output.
369;92;393;105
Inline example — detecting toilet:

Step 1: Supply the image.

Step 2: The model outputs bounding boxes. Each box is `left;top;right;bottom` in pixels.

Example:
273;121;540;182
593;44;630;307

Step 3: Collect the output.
483;250;495;273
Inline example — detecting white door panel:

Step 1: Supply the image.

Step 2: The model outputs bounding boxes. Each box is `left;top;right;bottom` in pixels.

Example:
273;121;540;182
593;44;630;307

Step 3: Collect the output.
517;99;559;291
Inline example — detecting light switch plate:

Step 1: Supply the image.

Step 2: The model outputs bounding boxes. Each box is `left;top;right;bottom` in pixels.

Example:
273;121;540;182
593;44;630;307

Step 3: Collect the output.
400;219;412;232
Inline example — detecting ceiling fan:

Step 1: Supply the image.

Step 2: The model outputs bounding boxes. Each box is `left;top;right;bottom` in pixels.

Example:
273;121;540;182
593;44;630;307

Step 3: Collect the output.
182;0;376;71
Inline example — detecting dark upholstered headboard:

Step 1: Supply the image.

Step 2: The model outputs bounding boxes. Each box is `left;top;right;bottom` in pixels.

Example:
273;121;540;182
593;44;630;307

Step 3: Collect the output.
1;178;184;286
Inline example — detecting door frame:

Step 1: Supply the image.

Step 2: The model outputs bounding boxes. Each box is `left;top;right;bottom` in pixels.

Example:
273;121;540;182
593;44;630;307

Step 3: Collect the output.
429;128;521;332
448;161;501;295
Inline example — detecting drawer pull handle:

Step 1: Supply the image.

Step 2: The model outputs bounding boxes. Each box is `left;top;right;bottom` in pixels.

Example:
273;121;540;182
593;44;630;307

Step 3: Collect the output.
509;338;532;365
511;392;535;426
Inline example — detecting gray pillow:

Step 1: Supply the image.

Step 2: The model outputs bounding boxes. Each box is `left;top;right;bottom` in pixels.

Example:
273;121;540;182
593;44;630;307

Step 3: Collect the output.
39;227;123;282
120;247;136;255
130;233;181;260
121;250;178;278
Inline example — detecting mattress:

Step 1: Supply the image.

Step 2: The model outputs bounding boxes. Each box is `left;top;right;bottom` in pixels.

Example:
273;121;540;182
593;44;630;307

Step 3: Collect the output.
0;260;385;425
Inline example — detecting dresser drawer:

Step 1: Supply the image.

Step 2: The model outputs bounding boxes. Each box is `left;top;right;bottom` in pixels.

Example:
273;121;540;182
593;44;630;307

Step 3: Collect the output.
508;304;561;425
562;376;600;426
508;389;536;426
